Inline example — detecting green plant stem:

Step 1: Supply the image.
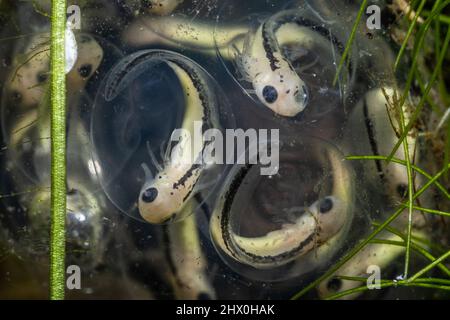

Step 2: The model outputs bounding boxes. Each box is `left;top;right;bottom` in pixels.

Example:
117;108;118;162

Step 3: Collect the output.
291;163;450;300
411;278;450;285
423;10;450;24
336;275;450;286
371;239;450;277
345;155;450;199
50;0;66;301
333;0;368;85
325;280;450;300
375;225;450;277
408;250;450;282
415;68;443;115
394;0;427;70
388;14;450;163
446;124;450;178
393;88;415;279
32;0;51;18
433;14;450;106
398;0;447;108
410;206;450;217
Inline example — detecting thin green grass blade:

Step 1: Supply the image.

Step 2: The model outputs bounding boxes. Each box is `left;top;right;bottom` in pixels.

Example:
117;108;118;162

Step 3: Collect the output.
333;0;368;85
423;11;450;24
397;0;446;110
415;68;443;114
345;155;450;199
335;275;450;286
445;123;450;178
394;89;415;279
387;16;450;163
50;0;66;301
394;0;427;70
325;281;450;300
369;239;450;277
378;225;450;277
408;250;450;282
291;163;450;300
411;206;450;217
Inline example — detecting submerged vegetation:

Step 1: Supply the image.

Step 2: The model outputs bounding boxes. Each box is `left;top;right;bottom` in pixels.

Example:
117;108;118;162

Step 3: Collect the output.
49;0;66;301
292;0;450;300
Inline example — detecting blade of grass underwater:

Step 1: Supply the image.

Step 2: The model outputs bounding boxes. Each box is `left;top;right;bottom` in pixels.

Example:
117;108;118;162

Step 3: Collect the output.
345;155;450;199
388;14;450;163
291;163;450;300
409;0;422;19
370;239;450;277
415;68;443;115
423;10;450;24
409;206;450;218
377;225;450;277
446;124;450;177
393;88;415;279
396;1;448;118
50;0;66;300
335;275;450;286
381;86;416;279
433;15;450;106
32;0;51;18
394;0;427;70
370;238;450;277
397;0;446;109
408;250;450;282
325;281;450;300
370;239;405;246
410;278;450;285
333;0;368;85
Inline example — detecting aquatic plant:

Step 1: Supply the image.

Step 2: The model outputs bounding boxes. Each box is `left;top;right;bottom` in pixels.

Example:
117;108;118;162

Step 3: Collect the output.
49;0;66;301
292;0;450;300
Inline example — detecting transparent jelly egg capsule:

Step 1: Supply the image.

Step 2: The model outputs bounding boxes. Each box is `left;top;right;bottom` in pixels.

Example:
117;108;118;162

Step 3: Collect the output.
91;49;235;224
1;33;104;185
209;135;356;282
215;1;357;119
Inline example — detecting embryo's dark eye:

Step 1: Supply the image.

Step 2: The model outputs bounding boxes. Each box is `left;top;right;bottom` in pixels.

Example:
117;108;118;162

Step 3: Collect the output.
319;197;333;213
197;292;212;300
396;184;408;199
262;85;278;103
142;187;158;203
37;72;48;83
78;64;92;78
67;188;79;196
327;277;342;292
